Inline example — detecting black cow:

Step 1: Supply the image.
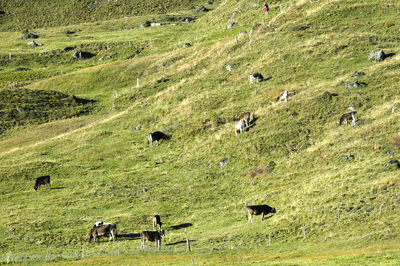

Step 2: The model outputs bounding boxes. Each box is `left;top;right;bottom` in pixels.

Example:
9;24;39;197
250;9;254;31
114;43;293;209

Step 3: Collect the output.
247;204;276;224
34;175;50;190
148;131;170;146
152;215;163;230
141;230;165;249
88;223;117;244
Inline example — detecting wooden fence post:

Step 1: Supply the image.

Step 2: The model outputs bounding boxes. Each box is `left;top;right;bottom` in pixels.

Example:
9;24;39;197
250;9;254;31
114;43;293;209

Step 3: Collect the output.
187;239;191;251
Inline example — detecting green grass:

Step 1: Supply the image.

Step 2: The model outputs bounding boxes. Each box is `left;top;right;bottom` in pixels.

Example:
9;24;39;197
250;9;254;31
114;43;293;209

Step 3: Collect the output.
1;0;400;264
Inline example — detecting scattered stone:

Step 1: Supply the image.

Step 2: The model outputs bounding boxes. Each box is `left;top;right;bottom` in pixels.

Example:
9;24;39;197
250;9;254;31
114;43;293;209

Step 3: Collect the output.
181;17;195;22
226;65;232;72
27;40;42;47
346;80;360;89
106;54;115;59
99;57;104;61
64;46;75;52
195;6;209;13
392;103;397;113
72;50;95;59
140;21;151;28
22;32;39;39
183;43;192;48
136;125;142;130
150;23;162;27
351;71;365;79
219;159;227;167
368;49;386;62
72;50;82;59
386;159;400;169
15;67;29;71
227;22;237;29
342;154;355;160
239;30;248;36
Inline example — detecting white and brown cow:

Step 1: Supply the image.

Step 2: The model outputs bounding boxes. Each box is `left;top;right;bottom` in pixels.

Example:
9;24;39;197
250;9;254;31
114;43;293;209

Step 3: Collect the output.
88;223;117;244
238;112;251;127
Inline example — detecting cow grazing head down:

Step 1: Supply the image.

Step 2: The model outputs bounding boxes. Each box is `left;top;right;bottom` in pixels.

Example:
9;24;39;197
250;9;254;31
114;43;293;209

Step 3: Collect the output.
247;204;276;224
148;131;170;146
88;223;117;244
34;175;50;190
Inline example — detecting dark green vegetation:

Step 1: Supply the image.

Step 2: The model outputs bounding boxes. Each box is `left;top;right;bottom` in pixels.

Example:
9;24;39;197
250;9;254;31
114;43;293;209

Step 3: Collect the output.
1;0;400;264
0;88;95;134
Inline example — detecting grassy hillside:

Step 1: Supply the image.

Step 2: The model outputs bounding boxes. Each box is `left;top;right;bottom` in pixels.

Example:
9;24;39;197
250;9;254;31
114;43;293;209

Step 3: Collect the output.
0;0;205;31
1;0;400;264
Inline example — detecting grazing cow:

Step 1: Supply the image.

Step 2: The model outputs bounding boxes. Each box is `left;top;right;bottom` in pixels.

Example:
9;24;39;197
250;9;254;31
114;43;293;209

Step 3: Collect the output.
247;205;276;224
276;91;296;102
34;175;50;190
238;112;251;127
148;131;170;146
152;215;163;230
235;119;245;136
249;72;264;84
93;221;112;227
141;230;165;249
88;223;117;244
338;111;357;126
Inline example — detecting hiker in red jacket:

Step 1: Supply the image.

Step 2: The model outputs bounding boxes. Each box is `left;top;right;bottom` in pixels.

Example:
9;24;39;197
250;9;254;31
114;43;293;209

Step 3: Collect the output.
264;3;269;14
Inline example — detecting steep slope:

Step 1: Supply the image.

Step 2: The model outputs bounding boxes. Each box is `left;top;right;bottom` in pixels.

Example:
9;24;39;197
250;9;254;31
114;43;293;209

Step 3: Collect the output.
1;0;400;263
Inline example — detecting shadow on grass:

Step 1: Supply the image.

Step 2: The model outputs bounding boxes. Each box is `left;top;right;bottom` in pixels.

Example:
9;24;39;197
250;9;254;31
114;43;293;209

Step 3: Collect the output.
165;239;196;246
169;223;193;230
246;116;259;131
118;233;141;240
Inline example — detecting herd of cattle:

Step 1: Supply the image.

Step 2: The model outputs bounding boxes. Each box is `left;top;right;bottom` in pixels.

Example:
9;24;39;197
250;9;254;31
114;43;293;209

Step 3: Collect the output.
32;104;357;247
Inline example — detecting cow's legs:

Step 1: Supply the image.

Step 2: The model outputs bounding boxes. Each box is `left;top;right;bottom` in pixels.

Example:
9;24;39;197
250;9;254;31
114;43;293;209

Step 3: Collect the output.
261;212;265;221
248;210;253;224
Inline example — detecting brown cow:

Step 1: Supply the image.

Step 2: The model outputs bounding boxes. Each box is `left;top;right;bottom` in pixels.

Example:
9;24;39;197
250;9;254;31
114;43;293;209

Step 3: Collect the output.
88;223;117;244
141;230;165;249
338;111;357;126
34;175;50;190
152;215;163;230
238;112;251;127
247;205;276;224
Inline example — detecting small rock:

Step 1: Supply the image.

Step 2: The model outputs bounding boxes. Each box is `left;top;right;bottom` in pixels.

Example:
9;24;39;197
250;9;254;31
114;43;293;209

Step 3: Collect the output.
135;125;142;130
183;43;191;48
22;32;39;39
342;154;355;160
72;50;82;59
99;57;104;61
346;80;360;89
27;40;42;47
219;159;227;167
140;21;151;28
195;6;209;13
368;50;386;62
227;22;237;29
386;159;400;169
226;65;232;72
